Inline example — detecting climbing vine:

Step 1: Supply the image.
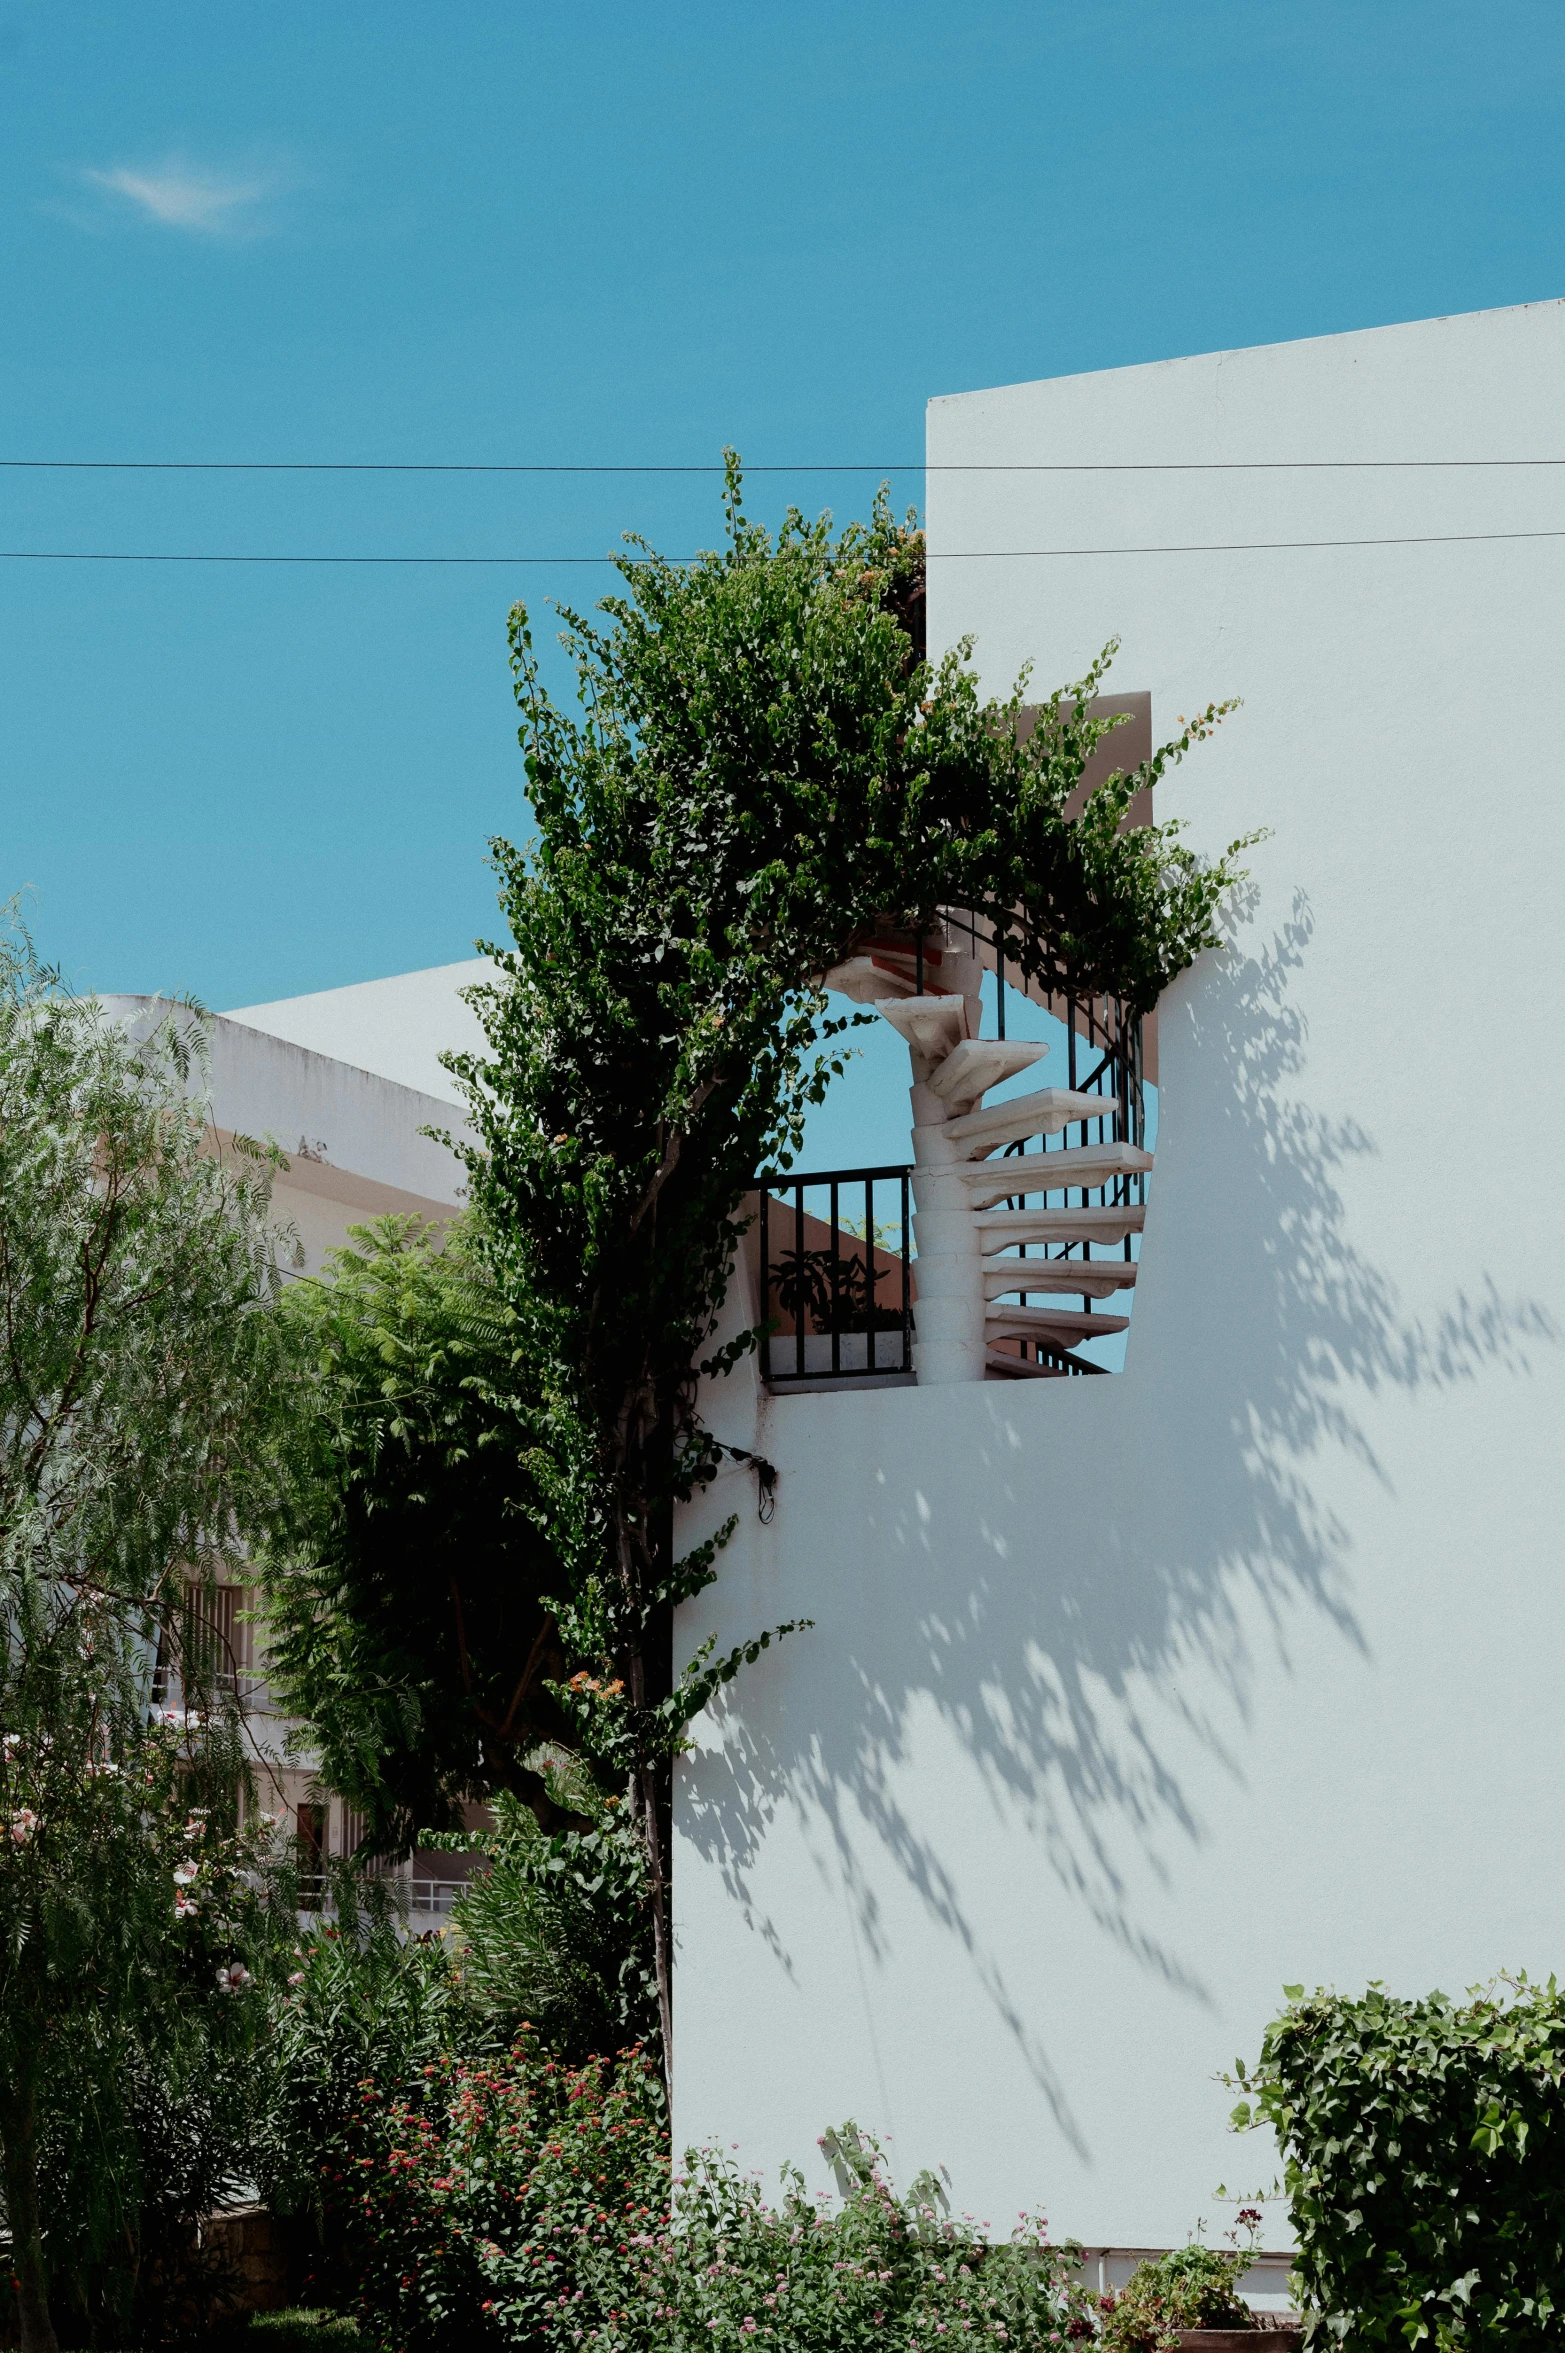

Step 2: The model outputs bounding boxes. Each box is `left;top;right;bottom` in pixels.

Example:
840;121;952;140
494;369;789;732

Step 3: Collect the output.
443;459;1253;2075
264;460;1253;2093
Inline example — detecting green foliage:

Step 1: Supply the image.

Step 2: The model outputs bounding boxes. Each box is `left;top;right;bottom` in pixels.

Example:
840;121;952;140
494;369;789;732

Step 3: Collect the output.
262;1216;583;1850
1230;1978;1565;2346
0;915;300;2352
442;1774;657;2062
256;1798;654;2298
266;2018;1093;2353
1098;2239;1255;2350
447;466;1251;2048
256;1909;488;2235
241;2317;374;2353
0;1596;289;2346
0;913;292;1610
590;2124;1098;2353
261;467;1253;2081
259;1964;662;2349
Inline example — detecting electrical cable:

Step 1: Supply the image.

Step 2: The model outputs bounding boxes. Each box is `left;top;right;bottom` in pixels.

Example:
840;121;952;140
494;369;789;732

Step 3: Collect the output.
6;455;1565;473
4;525;1565;563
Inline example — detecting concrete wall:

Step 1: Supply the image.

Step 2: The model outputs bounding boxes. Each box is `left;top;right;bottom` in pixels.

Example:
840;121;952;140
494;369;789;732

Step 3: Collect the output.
671;300;1565;2246
103;987;474;1275
225;959;490;1107
101;975;477;1837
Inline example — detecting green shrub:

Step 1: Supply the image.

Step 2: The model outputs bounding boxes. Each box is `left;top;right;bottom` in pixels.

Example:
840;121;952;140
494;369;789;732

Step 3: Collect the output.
243;2316;373;2352
1231;1977;1565;2346
252;1908;499;2308
1098;2240;1254;2350
270;2013;1095;2352
323;2036;667;2348
555;2123;1099;2352
440;1779;658;2064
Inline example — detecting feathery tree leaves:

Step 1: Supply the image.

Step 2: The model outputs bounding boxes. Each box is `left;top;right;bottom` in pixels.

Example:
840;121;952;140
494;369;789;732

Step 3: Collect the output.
263;1216;587;1851
0;916;299;2353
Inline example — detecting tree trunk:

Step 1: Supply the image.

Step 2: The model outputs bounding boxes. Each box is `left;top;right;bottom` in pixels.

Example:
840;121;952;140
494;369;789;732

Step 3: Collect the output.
616;1391;676;2109
637;1758;674;2104
1;2068;59;2353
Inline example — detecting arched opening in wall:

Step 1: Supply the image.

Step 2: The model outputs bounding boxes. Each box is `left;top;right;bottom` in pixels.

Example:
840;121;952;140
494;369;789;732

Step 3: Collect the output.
769;694;1158;1385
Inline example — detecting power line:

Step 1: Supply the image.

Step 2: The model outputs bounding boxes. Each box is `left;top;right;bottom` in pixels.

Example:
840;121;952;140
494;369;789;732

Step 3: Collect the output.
0;550;613;565
5;455;1565;474
4;525;1565;565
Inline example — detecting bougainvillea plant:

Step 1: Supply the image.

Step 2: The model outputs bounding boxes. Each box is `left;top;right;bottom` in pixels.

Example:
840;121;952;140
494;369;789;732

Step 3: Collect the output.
262;462;1256;2089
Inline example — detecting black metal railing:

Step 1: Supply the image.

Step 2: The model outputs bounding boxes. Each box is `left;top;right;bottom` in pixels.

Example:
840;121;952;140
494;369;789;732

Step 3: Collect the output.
757;1166;913;1384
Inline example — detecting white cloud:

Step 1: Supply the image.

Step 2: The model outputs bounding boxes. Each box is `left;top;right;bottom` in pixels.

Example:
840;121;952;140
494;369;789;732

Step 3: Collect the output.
80;158;279;236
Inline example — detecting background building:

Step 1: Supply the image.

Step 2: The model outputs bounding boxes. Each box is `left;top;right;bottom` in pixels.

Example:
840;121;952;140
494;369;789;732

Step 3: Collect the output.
104;963;486;1911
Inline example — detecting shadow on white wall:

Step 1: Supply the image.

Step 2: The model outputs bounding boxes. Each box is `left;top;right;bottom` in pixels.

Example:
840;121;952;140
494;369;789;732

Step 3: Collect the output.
680;895;1557;2159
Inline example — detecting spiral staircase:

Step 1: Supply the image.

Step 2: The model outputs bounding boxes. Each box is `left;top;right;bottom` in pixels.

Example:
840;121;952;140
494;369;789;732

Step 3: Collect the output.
821;925;1152;1385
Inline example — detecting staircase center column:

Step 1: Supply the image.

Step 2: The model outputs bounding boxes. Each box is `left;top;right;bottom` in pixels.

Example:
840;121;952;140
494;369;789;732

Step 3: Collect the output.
899;947;987;1387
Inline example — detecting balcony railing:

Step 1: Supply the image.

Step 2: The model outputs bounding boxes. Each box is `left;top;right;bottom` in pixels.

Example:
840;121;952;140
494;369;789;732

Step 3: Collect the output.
294;1871;469;1920
758;1166;913;1384
407;1876;468;1918
759;911;1149;1383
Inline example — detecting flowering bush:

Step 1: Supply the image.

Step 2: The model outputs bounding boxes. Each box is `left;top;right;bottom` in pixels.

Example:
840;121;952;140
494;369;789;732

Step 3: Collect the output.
542;2123;1100;2353
0;1634;291;2345
269;2020;663;2349
281;2015;1095;2353
256;1909;504;2311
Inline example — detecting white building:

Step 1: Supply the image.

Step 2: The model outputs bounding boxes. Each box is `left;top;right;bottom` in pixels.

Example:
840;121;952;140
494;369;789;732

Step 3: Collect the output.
107;296;1565;2279
670;296;1565;2272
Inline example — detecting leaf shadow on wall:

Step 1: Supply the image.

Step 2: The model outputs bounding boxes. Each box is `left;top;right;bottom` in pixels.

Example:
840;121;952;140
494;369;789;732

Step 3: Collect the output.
679;889;1558;2163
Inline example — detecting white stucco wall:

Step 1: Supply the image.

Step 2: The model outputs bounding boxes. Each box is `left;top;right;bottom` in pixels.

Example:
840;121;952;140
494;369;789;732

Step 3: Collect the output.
225;959;491;1106
103;983;473;1275
671;299;1565;2247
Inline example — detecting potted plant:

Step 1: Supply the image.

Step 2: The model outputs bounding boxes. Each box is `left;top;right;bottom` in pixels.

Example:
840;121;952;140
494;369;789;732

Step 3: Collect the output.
1098;2225;1302;2351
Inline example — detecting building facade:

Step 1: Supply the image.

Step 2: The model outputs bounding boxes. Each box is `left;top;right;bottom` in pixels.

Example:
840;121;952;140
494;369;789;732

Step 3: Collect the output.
104;962;488;1914
110;297;1565;2275
669;298;1565;2264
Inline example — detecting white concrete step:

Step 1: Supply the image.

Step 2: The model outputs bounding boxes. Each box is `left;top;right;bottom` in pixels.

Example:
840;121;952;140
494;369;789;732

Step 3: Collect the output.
824;942;967;1003
925;1035;1048;1108
822;953;921;1006
982;1256;1137;1300
975;1203;1147;1249
986;1302;1132;1343
874;993;968;1064
943;1086;1121;1155
952;1140;1153;1209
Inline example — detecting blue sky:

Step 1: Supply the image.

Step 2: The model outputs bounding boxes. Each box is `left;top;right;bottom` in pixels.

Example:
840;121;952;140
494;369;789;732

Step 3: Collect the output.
4;0;1564;1028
